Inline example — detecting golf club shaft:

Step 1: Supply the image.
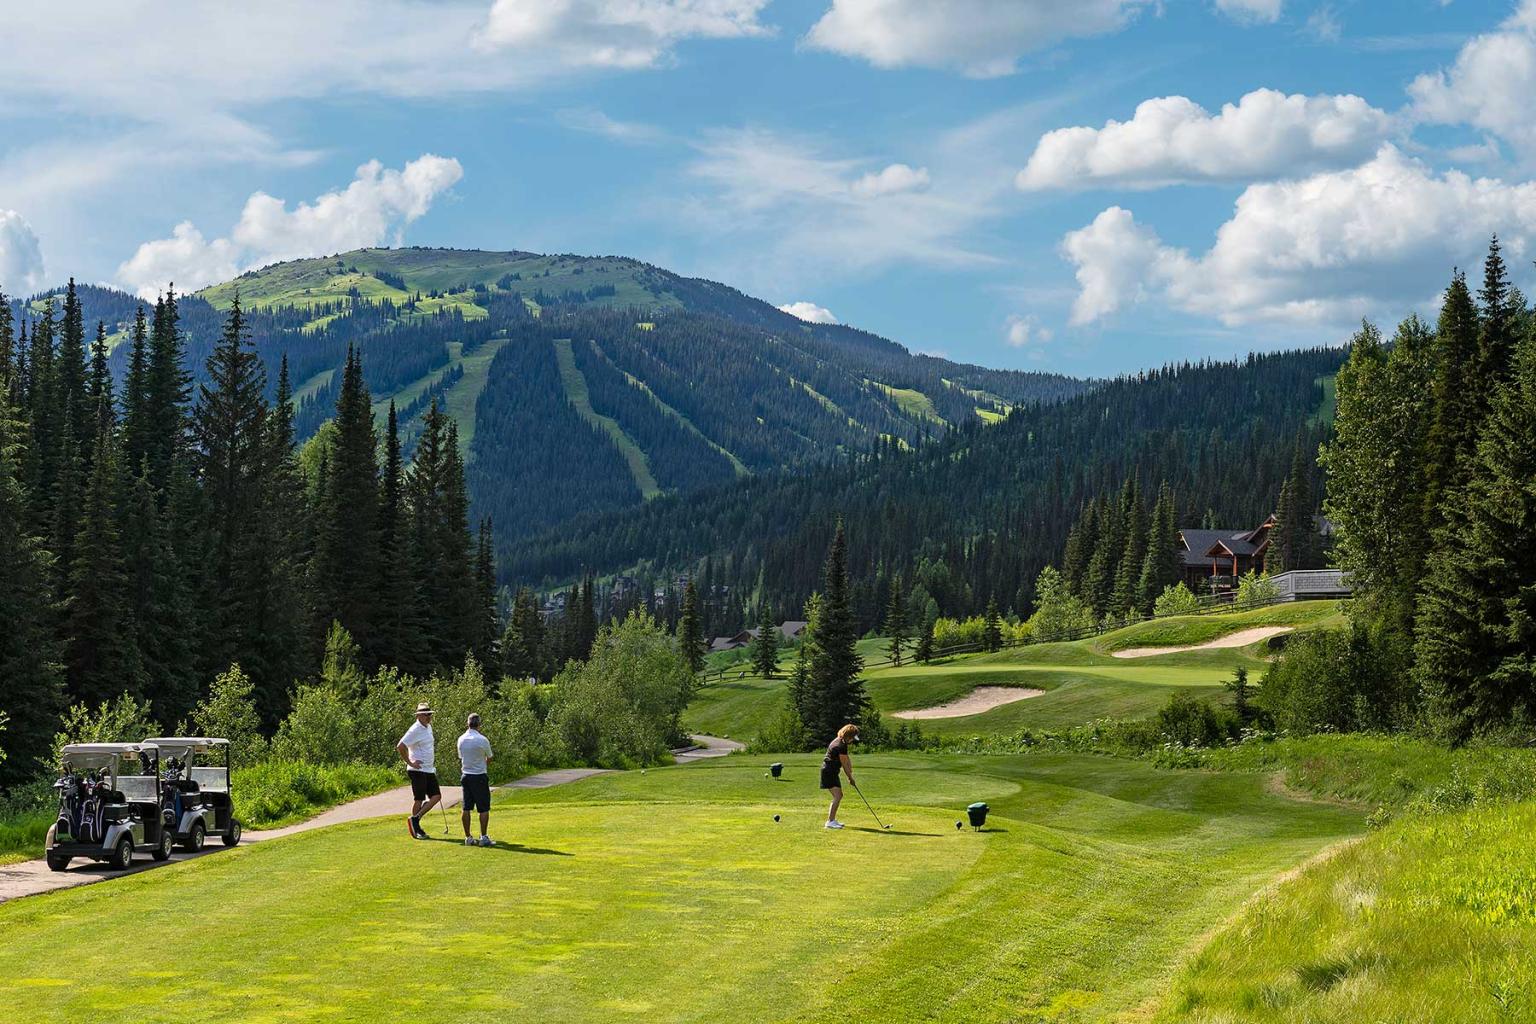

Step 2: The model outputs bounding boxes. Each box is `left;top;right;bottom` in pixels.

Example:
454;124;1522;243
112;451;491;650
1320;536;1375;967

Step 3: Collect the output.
851;779;888;829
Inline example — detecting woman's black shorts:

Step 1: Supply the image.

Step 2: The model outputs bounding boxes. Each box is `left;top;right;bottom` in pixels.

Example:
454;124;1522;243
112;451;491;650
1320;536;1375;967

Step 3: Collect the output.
461;773;492;813
408;769;441;800
819;766;842;790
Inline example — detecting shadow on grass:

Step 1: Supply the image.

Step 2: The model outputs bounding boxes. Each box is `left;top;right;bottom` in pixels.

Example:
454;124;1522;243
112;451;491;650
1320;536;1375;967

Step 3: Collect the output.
845;827;941;837
424;837;573;856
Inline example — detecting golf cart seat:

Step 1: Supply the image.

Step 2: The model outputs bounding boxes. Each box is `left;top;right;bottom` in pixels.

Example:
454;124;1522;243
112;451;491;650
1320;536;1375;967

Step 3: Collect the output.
164;778;201;794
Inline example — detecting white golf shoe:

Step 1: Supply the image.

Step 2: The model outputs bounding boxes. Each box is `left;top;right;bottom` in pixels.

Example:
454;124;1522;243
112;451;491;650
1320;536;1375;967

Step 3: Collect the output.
479;836;494;847
824;820;844;829
463;837;477;846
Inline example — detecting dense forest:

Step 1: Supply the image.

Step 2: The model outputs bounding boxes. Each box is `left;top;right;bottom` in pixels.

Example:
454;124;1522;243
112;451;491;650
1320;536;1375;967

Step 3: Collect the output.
0;287;496;788
505;346;1343;637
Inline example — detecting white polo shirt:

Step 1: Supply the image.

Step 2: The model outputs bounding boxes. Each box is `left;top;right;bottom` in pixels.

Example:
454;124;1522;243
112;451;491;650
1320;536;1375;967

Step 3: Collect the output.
399;719;435;773
457;729;493;776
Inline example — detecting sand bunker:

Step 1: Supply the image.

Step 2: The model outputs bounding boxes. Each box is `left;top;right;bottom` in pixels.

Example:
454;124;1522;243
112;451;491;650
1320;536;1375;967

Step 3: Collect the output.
1111;626;1294;659
891;686;1045;719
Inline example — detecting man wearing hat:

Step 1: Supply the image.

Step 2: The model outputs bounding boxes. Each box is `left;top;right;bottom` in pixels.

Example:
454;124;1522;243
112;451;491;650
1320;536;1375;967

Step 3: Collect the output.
396;702;441;840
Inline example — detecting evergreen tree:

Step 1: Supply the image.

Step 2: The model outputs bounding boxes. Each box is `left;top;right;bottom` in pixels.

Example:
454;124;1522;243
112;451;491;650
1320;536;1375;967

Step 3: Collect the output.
312;345;378;658
882;572;910;666
1110;481;1145;617
1061;499;1097;598
1415;332;1536;738
474;517;500;669
121;306;151;475
22;300;59;536
50;404;83;608
122;464;197;720
0;373;65;788
576;575;598;660
914;608;936;664
143;289;190;494
1135;484;1180;614
1423;273;1480;533
87;323;114;447
57;279;89;464
375;402;425;674
64;411;145;707
982;595;1003;653
441;421;480;661
501;586;545;682
800;520;867;739
750;603;780;677
677;578;705;672
1477;235;1517;394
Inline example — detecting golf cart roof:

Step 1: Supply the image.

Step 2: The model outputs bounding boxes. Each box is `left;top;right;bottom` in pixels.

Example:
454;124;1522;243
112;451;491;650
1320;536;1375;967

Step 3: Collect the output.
61;742;159;755
143;737;229;748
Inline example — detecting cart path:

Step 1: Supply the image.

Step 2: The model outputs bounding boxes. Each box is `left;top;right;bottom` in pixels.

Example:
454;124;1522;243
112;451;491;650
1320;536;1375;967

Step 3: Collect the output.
1110;626;1294;659
0;739;740;906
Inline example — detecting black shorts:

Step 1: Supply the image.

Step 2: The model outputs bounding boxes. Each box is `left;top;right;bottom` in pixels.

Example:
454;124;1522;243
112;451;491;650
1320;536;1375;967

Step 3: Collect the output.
461;774;492;813
408;770;440;800
819;766;842;790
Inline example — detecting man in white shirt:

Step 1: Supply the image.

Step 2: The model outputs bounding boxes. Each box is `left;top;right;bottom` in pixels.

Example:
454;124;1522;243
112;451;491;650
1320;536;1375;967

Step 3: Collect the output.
456;713;495;847
396;702;441;840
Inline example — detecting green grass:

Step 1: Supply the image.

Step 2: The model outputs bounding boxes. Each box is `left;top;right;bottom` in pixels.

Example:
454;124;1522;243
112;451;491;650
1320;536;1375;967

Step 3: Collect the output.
436;337;507;461
0;751;1360;1022
1161;799;1536;1021
869;380;945;424
554;337;660;498
1095;600;1345;652
235;760;401;830
291;366;336;408
1309;373;1338;428
0;809;53;867
589;342;749;477
370;343;459;427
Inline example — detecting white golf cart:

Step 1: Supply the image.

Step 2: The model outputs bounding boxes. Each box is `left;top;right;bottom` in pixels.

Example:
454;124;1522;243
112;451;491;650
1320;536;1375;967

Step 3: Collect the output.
46;742;176;872
143;737;242;850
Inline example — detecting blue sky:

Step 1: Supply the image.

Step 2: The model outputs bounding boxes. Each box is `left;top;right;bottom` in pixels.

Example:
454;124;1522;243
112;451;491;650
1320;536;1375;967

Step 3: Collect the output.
0;0;1531;375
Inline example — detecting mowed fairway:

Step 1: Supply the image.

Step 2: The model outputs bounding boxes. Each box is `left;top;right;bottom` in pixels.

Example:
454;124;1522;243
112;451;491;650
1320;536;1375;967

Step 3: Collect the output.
0;753;1360;1023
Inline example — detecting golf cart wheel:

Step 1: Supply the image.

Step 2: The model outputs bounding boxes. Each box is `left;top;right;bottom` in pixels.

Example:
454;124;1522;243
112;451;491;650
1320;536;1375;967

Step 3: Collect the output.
183;820;206;852
46;852;70;872
152;827;174;862
111;836;133;871
222;819;242;847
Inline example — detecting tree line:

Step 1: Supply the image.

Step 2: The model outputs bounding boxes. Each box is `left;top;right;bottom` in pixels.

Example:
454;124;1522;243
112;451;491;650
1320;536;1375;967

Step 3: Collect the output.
0;285;495;787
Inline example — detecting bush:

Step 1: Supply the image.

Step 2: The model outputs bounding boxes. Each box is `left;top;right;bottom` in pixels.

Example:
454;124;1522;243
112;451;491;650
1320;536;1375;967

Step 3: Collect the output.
235;760;400;830
271;685;356;765
1155;691;1240;748
51;694;161;771
1258;621;1415;734
192;665;268;767
1236;569;1280;606
1027;566;1097;639
1152;582;1201;617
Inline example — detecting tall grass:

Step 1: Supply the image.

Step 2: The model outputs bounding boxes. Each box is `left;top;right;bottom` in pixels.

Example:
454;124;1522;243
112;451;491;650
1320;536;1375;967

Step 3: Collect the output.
235;760;400;830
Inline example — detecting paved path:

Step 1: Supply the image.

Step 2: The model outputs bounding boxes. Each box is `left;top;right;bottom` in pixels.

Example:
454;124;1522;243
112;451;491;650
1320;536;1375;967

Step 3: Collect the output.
0;740;736;906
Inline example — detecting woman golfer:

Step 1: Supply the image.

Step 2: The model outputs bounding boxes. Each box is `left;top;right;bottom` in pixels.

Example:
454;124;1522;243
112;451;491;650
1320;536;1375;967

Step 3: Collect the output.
820;723;858;829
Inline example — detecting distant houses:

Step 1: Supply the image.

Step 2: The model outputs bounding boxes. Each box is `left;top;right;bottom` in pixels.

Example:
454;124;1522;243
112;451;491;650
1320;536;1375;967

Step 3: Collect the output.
1178;513;1347;600
708;620;809;653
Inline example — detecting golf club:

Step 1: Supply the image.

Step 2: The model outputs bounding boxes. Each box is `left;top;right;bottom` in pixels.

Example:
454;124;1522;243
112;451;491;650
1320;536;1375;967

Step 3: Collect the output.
850;779;891;830
438;799;450;835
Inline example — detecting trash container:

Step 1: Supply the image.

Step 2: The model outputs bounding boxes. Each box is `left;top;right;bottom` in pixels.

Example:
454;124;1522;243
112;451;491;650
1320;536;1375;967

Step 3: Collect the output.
770;763;783;779
966;802;989;830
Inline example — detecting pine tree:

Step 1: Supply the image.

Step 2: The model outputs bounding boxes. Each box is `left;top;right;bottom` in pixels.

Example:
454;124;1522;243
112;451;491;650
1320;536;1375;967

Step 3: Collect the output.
1061;500;1097;597
50;404;83;608
86;323;114;451
882;573;910;666
122;463;197;721
677;578;705;673
22;300;59;536
1415;332;1536;739
313;345;378;658
501;586;545;682
375;402;424;674
1135;483;1179;614
143;289;190;494
801;519;867;739
441;421;480;662
0;376;65;788
64;410;146;706
750;603;780;677
121;305;151;474
982;595;1003;652
914;608;936;663
1423;273;1480;533
57;279;89;465
474;517;500;669
1477;235;1517;394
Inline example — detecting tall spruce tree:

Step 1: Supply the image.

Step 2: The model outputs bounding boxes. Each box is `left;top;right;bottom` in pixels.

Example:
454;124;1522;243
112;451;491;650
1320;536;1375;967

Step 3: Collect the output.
982;595;1003;652
1423;273;1480;533
751;604;780;677
121;306;151;474
122;463;197;720
677;578;705;673
501;586;545;682
313;345;378;658
143;289;190;494
1415;331;1536;738
882;573;910;666
1476;236;1517;395
474;517;499;669
801;519;867;739
57;279;89;465
375;402;425;674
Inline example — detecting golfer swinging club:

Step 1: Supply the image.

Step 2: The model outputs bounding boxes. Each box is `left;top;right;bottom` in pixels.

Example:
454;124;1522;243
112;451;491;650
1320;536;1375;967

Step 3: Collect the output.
398;702;441;840
457;713;494;847
821;723;858;829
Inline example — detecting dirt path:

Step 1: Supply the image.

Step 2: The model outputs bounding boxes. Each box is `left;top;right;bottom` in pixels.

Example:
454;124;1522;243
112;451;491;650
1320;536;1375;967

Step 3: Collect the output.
1111;626;1294;659
891;686;1045;720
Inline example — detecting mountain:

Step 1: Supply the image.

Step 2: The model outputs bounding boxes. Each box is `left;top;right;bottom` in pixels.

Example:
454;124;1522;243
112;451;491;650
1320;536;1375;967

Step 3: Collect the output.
13;247;1088;544
503;348;1346;633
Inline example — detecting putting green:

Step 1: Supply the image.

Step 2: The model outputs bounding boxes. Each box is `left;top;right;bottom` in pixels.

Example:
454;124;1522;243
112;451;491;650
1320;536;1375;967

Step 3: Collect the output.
0;754;1360;1022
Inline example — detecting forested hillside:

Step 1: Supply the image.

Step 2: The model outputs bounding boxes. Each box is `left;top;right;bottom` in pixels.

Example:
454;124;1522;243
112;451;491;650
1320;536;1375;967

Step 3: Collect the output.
505;348;1344;634
8;248;1085;546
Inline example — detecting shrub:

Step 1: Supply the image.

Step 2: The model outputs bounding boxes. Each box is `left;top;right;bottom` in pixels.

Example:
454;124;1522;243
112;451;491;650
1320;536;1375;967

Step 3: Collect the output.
1155;691;1239;748
749;705;809;753
1236;569;1280;606
271;685;356;765
192;665;268;767
1152;582;1201;617
234;760;399;830
51;694;161;771
1027;566;1097;639
1258;621;1415;734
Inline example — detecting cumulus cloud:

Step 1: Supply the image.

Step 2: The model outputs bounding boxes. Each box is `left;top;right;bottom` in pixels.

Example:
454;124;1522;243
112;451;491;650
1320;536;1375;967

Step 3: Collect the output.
479;0;771;66
1409;1;1536;161
1061;145;1536;327
1215;0;1283;23
117;155;463;299
851;163;931;197
1018;89;1392;190
803;0;1151;77
1005;313;1053;347
779;301;839;323
0;210;46;294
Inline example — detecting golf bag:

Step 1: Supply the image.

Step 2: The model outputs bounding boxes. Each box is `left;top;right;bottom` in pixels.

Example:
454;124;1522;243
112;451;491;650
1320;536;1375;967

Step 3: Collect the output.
56;773;107;844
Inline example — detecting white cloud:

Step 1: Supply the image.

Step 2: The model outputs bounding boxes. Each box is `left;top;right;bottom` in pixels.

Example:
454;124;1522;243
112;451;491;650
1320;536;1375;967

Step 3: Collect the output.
851;163;931;197
803;0;1151;77
1005;313;1053;347
1061;145;1536;328
0;210;45;294
117;155;463;299
557;108;669;144
779;301;839;323
479;0;771;66
1215;0;1284;23
1409;1;1536;160
1305;5;1341;43
1018;88;1392;190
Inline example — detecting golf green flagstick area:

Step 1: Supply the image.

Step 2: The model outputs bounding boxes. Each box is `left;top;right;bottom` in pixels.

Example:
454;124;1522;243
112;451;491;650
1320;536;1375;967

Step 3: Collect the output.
0;753;1360;1023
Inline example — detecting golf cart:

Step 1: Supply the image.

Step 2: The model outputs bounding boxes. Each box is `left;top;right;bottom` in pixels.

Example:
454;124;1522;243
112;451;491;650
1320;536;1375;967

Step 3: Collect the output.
143;737;242;850
46;742;176;872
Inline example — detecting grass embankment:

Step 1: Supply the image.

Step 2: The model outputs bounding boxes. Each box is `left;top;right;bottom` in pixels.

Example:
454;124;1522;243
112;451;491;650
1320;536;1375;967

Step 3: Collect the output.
553;337;660;498
690;604;1342;742
1157;734;1536;1021
0;751;1359;1022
